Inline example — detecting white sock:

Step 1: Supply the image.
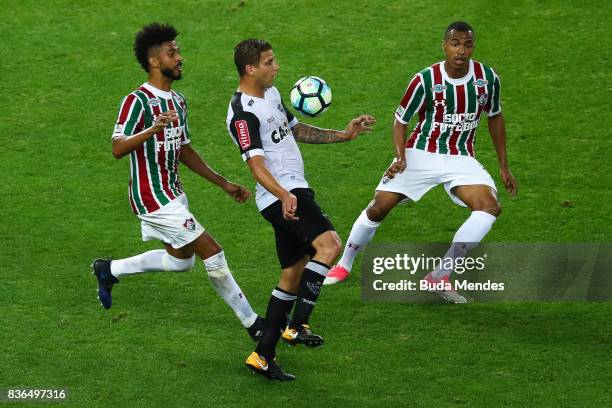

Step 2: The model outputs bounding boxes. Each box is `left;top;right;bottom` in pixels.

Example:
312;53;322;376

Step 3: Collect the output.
204;251;257;328
337;210;381;271
432;211;496;279
110;250;195;277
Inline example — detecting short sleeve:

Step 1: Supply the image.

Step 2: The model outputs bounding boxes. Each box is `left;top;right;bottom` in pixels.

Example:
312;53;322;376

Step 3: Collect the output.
486;70;502;117
395;74;425;124
228;111;263;161
180;99;191;145
281;98;298;127
112;94;143;138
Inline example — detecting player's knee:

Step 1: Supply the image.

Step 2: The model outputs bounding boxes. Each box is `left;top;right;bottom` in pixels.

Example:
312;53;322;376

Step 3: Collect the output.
473;201;501;217
313;234;342;263
164;253;196;272
328;234;342;259
366;205;389;223
203;250;231;277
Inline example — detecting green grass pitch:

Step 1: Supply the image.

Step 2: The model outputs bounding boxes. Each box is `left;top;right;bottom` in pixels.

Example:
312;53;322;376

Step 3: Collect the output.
2;0;611;406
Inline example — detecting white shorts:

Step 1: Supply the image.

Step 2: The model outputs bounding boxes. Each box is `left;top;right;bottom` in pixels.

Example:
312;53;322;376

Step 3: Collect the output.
137;193;205;249
376;148;497;207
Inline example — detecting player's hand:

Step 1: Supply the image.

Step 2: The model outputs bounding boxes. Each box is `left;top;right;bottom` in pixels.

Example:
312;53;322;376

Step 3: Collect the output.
343;115;376;140
281;192;299;221
384;159;406;179
150;110;178;133
223;181;251;203
500;167;517;196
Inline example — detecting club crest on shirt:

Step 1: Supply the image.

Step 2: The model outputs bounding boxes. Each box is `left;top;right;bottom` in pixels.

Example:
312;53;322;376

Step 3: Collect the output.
478;94;488;106
183;217;196;231
432;84;446;93
147;98;160;107
474;79;489;87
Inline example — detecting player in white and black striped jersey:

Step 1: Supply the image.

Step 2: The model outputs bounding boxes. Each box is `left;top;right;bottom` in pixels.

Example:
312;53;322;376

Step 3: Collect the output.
228;39;375;381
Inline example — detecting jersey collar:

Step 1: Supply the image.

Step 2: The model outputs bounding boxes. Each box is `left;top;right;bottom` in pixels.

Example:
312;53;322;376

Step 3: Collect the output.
441;60;474;85
142;82;173;99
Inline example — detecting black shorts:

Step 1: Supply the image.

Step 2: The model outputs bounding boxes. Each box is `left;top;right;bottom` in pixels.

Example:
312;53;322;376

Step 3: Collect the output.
260;188;335;269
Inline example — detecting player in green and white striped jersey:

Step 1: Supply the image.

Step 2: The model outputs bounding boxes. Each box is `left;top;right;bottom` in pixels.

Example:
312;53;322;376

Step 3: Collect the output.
326;22;518;303
92;23;264;341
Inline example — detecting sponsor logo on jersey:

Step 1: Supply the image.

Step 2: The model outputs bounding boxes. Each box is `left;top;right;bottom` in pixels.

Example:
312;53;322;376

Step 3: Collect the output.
271;121;291;144
432;84;447;93
396;106;405;117
267;116;275;124
235;120;251;149
248;99;255;106
478;94;488;106
474;79;489;87
155;126;184;152
431;112;481;133
183;217;196;231
114;124;124;134
148;98;160;107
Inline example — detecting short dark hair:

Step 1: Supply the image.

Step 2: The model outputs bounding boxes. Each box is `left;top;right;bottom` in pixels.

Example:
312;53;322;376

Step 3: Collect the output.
234;39;272;76
134;23;179;72
444;21;475;40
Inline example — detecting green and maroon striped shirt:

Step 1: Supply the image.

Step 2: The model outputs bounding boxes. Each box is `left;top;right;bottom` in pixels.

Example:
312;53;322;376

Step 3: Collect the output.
395;60;501;157
112;83;191;215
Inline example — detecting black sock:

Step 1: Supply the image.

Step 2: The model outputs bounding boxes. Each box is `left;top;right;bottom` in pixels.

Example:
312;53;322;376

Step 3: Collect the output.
291;261;329;328
255;287;296;360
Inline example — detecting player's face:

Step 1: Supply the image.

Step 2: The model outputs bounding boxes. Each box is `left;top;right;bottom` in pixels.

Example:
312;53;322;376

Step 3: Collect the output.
255;50;279;88
443;30;474;72
155;40;183;80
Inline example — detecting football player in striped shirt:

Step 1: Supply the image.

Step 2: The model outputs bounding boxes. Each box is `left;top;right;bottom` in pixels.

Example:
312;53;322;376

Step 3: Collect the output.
326;21;518;303
92;23;264;341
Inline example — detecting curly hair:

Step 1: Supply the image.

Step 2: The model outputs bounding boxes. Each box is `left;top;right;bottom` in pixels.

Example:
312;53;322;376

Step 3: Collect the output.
133;23;179;72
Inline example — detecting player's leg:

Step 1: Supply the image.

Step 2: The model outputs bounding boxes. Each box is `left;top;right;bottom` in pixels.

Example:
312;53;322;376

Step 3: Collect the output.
247;238;306;381
432;184;499;280
253;258;306;360
274;189;341;346
281;231;338;347
185;232;260;337
93;244;197;310
290;230;339;327
424;157;500;303
326;190;406;284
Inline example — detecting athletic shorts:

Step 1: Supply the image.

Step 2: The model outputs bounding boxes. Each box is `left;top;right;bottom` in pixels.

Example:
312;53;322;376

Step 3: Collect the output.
260;188;335;269
376;148;497;207
137;193;205;249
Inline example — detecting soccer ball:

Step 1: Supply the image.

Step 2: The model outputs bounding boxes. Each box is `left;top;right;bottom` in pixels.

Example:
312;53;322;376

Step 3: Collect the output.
290;76;332;117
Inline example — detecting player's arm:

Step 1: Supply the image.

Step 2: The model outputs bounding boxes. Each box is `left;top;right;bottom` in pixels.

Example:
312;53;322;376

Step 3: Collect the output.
111;110;178;159
385;74;425;178
291;115;376;144
179;143;251;203
384;119;409;179
487;113;517;196
246;156;298;221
